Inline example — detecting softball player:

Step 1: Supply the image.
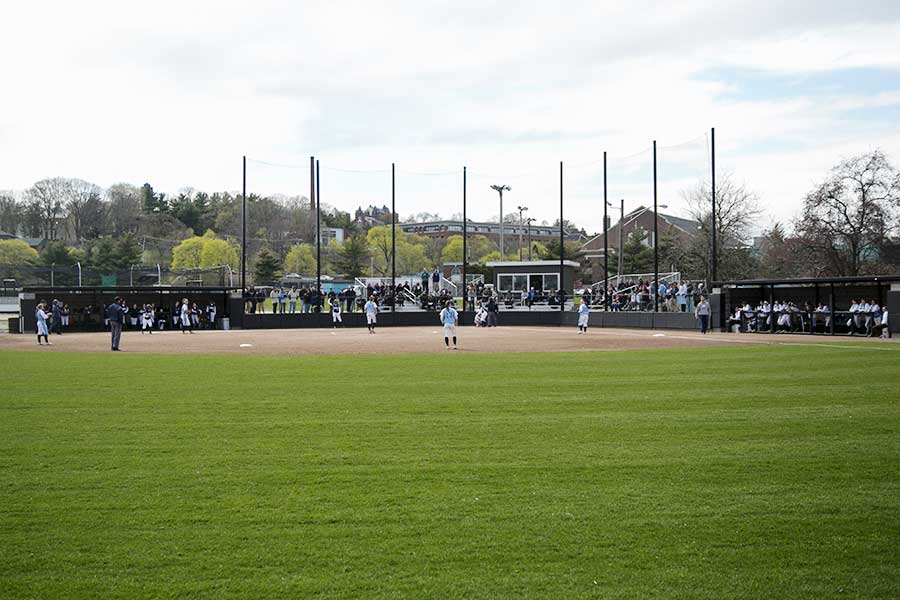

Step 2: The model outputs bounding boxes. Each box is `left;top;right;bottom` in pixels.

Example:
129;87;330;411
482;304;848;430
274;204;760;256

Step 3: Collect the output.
364;296;378;334
577;298;590;334
330;295;342;327
439;302;458;350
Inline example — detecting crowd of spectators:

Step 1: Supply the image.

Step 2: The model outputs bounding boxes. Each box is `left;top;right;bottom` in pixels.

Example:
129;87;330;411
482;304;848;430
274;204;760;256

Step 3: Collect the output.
591;279;706;312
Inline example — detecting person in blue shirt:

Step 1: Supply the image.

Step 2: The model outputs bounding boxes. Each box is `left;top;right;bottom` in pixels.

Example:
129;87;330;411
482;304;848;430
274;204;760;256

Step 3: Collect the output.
439;301;458;350
577;297;590;334
35;302;51;345
364;296;378;334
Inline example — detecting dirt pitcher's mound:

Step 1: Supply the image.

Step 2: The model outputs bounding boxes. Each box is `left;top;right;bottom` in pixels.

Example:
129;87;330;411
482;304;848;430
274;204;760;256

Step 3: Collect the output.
0;326;893;355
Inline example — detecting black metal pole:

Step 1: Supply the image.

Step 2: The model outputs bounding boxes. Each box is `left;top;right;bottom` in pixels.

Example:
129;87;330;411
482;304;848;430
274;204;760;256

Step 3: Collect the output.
241;155;246;292
603;151;608;311
462;166;467;313
559;161;564;314
711;127;717;284
315;159;321;301
391;163;396;314
653;140;659;313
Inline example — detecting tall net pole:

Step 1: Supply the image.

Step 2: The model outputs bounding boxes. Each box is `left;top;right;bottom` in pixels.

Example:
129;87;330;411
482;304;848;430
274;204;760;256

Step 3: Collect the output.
462;166;467;313
653;140;659;313
559;161;564;314
241;155;246;292
391;163;396;315
711;127;717;284
315;159;321;297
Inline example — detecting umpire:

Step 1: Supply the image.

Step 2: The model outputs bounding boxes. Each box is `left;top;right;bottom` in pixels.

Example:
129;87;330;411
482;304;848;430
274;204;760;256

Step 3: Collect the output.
106;297;126;351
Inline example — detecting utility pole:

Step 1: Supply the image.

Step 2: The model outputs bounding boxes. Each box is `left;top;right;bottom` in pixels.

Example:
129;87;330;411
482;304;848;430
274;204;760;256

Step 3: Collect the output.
517;205;528;260
490;184;511;258
241;155;246;292
525;217;535;261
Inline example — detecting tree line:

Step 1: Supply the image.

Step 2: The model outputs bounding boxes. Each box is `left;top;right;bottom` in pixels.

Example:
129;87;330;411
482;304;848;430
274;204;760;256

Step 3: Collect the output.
1;150;898;285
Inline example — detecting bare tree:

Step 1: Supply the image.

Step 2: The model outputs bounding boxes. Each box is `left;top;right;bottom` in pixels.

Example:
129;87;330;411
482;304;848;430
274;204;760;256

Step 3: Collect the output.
105;183;143;237
0;192;21;234
62;178;104;241
681;174;762;281
795;150;900;276
25;178;67;240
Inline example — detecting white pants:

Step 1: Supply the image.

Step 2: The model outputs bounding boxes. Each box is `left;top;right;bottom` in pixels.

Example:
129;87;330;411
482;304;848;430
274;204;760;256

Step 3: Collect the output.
333;311;342;323
443;324;456;338
578;313;589;328
367;313;377;325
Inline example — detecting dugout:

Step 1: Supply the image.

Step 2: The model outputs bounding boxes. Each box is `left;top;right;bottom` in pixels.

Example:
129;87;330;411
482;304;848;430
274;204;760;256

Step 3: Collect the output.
715;275;900;335
18;286;244;333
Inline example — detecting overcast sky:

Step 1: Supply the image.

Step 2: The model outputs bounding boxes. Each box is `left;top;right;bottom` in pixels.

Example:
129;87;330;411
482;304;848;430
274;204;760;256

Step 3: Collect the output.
3;1;900;233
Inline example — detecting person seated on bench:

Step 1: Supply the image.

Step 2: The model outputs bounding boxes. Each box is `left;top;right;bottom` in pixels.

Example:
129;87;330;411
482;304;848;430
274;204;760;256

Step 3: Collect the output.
871;308;890;338
727;307;744;332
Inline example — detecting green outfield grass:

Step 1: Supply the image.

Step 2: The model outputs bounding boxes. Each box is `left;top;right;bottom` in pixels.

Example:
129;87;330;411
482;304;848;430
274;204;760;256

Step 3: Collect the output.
1;345;899;599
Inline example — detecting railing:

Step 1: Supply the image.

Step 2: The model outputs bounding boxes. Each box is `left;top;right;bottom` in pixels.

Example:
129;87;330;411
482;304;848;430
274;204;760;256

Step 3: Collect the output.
439;276;457;295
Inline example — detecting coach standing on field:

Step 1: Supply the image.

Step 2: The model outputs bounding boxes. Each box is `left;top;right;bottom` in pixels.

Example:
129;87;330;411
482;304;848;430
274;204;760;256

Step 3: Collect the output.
107;297;126;351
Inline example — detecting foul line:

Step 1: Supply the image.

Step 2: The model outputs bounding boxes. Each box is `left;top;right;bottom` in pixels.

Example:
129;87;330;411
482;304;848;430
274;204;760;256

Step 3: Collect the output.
509;327;897;351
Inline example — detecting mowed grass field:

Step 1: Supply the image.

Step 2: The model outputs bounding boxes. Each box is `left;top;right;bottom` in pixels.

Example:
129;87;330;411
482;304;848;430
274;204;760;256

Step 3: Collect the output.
1;344;899;599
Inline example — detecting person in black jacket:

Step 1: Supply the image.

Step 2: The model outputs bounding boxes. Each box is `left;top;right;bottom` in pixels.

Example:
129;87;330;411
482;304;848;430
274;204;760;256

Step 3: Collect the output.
106;297;126;351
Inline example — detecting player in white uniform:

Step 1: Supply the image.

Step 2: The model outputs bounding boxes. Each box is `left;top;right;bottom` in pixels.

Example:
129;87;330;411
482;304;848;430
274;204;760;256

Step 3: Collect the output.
439;302;458;350
577;298;590;334
330;295;342;327
364;296;378;334
141;304;154;334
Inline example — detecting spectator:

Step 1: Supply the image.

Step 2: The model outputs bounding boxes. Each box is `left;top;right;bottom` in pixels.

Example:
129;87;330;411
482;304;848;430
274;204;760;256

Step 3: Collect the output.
279;288;288;314
695;295;711;334
270;288;279;314
288;287;298;314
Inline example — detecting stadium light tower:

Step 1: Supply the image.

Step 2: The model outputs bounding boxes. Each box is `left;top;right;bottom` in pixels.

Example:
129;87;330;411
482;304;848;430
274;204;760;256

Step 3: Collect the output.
525;217;535;261
517;205;528;260
490;184;511;257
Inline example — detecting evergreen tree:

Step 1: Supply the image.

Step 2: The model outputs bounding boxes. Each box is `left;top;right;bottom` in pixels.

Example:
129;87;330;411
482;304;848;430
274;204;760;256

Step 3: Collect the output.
254;246;281;284
335;234;370;277
621;229;654;274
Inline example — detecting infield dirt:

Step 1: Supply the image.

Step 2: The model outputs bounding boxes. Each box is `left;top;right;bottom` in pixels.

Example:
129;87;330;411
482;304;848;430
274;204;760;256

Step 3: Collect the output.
0;325;893;355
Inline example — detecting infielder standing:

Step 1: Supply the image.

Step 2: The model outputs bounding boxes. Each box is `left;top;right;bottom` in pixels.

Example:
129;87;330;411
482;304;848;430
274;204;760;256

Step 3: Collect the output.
440;301;458;350
364;296;378;334
577;297;590;334
330;295;342;327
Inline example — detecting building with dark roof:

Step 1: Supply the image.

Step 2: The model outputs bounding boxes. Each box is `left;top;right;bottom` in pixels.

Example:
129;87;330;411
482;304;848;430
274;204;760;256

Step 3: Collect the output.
580;207;701;282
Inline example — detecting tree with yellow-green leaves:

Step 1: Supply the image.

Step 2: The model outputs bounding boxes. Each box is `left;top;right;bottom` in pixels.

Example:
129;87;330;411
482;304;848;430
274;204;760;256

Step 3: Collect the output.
284;243;316;275
0;239;38;265
171;230;239;270
366;225;429;275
